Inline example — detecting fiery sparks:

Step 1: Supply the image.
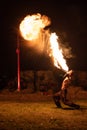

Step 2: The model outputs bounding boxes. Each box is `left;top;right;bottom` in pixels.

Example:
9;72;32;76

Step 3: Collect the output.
19;13;69;72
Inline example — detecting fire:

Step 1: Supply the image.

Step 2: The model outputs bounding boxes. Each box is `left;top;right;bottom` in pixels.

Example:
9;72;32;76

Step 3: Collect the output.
19;13;51;41
49;33;69;72
19;13;69;72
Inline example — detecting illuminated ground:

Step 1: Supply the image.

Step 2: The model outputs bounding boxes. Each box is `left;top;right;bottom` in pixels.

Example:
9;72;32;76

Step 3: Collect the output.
0;89;87;130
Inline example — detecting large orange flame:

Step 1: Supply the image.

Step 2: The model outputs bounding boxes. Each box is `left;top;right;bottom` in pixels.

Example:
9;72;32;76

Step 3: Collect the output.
19;13;69;72
49;33;69;72
19;13;51;41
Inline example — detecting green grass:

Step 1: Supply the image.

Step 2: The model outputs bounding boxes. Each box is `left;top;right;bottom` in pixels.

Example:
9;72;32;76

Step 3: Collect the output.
0;91;87;130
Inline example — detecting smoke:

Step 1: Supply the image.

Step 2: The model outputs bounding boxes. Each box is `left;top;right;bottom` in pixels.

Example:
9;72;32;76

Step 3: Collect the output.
59;42;74;59
57;32;74;59
23;29;50;54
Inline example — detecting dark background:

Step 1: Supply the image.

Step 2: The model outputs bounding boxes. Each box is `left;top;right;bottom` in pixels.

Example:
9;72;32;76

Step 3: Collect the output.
0;0;87;77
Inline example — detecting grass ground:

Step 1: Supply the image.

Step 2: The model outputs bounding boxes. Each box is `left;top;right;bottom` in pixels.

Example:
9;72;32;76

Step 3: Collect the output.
0;88;87;130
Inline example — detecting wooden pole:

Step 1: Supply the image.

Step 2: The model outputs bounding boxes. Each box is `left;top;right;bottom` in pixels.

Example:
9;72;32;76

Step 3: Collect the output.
16;34;21;91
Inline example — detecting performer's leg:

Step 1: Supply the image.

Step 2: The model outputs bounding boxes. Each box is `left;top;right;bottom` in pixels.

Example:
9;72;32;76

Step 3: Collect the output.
61;89;80;109
53;91;62;108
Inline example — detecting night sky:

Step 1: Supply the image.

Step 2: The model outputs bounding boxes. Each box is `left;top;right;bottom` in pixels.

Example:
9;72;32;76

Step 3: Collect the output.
0;1;87;77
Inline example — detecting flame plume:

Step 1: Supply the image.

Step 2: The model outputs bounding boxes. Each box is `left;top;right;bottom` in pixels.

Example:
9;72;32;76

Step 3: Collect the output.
19;13;69;72
49;33;68;72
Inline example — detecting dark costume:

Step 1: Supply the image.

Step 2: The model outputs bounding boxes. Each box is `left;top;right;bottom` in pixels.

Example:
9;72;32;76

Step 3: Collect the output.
53;70;80;109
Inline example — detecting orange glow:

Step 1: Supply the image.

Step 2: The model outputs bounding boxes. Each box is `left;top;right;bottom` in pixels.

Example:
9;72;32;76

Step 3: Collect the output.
19;13;69;72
